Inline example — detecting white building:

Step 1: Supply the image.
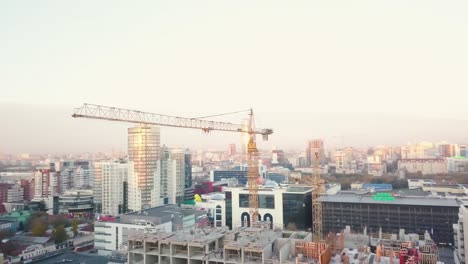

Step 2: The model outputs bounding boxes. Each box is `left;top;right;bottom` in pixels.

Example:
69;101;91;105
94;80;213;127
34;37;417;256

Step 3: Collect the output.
94;161;131;215
153;147;186;207
102;161;130;216
398;158;447;175
6;184;23;202
94;205;207;256
447;157;468;173
454;199;468;264
225;183;313;230
73;166;93;189
194;193;226;227
95;219;172;256
407;179;436;189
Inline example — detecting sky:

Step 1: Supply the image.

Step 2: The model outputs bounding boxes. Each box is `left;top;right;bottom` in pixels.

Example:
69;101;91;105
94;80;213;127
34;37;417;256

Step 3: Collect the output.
1;1;468;154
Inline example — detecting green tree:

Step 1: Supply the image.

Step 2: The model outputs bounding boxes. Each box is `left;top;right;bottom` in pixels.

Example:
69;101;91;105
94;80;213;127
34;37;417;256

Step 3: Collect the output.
52;225;68;244
71;219;79;236
31;221;47;236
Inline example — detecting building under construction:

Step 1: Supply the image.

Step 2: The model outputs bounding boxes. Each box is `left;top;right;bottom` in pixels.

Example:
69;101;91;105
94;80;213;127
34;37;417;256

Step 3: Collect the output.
127;223;332;264
329;226;443;264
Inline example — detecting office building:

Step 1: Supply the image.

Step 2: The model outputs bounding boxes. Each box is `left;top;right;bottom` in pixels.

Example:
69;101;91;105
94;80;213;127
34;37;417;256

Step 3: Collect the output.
306;139;326;166
211;170;247;185
321;192;459;244
20;179;34;201
58;189;94;216
184;149;194;201
224;184;312;230
128;126;160;211
94;205;207;256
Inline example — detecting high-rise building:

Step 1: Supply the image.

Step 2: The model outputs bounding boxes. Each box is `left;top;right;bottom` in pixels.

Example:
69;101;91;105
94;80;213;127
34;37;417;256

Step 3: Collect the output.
128;126;160;211
154;147;185;206
306;139;326;166
20;179;34;201
184;149;194;201
94;161;130;215
33;169;54;200
101;161;130;216
228;144;236;156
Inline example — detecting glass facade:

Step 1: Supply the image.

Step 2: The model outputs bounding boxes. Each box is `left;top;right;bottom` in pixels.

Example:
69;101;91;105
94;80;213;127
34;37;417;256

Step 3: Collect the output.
225;191;232;229
213;171;248;185
282;192;312;231
322;201;458;244
239;194;275;209
128;126;160;210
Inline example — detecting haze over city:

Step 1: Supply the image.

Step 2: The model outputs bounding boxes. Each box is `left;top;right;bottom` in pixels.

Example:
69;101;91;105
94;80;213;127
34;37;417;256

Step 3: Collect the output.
1;1;468;153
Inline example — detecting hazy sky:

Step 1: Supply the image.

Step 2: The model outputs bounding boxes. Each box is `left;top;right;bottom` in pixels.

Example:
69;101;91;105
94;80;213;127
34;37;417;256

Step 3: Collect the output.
1;1;468;154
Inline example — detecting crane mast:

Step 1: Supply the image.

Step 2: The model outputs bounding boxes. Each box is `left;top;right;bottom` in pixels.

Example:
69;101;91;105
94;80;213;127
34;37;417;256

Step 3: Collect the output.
72;103;272;226
312;147;324;242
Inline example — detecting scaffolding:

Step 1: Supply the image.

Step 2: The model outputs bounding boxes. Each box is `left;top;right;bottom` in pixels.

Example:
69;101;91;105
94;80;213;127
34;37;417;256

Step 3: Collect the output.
295;241;331;264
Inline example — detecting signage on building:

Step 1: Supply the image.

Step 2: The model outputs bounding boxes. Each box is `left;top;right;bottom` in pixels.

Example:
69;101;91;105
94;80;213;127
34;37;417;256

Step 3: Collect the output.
372;192;396;201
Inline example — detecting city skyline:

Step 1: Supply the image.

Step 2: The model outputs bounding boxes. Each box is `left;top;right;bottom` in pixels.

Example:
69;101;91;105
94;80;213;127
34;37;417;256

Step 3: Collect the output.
1;1;468;154
2;102;468;154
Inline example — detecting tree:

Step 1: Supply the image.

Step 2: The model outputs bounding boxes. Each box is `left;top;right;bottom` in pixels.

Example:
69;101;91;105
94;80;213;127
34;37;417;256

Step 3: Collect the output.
71;219;79;236
31;221;47;237
52;225;68;244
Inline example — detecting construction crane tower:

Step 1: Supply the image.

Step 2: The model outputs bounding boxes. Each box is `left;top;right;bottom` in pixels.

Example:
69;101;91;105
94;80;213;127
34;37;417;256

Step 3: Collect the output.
72;103;272;225
311;141;324;242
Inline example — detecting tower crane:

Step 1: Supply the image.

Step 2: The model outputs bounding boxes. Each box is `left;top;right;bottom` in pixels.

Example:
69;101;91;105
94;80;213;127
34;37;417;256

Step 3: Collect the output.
72;103;273;225
301;141;324;242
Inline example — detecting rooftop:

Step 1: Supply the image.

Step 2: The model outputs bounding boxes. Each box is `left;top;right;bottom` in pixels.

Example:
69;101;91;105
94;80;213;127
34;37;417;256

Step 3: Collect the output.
322;192;459;207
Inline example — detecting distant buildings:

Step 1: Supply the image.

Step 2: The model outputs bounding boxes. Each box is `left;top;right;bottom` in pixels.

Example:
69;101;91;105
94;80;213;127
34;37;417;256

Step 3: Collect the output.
306;139;326;166
211;170;247;185
398;158;447;175
0;183;23;203
128;126;160;211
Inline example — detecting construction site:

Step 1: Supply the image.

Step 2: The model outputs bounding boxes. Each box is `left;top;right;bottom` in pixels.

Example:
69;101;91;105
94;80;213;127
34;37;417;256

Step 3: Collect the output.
74;105;445;264
127;224;443;264
127;223;333;264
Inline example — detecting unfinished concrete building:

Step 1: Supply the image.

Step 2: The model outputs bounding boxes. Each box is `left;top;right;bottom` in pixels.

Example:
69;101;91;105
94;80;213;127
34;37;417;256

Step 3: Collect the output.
127;224;334;264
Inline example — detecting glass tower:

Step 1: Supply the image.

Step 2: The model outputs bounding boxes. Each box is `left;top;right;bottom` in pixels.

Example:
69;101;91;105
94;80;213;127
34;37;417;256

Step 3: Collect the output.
128;126;160;211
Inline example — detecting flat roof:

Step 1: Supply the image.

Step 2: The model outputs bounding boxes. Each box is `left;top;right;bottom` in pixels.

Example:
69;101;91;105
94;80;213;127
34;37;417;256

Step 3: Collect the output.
321;193;459;207
125;204;190;217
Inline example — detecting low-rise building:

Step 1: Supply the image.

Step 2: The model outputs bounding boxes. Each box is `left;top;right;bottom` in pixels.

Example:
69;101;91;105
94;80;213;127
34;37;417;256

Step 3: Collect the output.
398;158;447;175
407;179;436;189
58;189;94;216
224;184;312;230
94;205;208;256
